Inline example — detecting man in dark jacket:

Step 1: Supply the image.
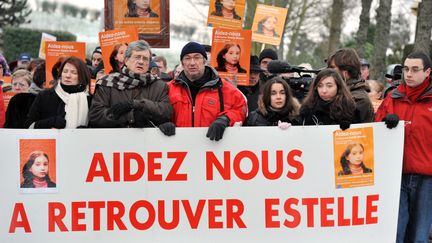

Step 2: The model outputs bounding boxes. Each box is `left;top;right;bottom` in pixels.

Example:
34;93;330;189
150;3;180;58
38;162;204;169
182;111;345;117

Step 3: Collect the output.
89;40;172;128
161;42;247;141
238;55;264;111
327;48;374;123
375;51;432;243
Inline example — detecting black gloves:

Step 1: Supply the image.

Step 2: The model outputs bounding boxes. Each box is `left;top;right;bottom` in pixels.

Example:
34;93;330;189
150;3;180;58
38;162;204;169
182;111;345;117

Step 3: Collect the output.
45;114;66;129
339;120;351;131
107;101;134;120
159;122;176;136
133;110;149;128
382;113;399;129
206;116;230;141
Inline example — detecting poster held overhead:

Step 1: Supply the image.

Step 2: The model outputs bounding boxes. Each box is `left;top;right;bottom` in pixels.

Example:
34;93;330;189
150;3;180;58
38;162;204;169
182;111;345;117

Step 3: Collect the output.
105;0;170;48
251;4;288;46
207;0;246;29
211;28;251;86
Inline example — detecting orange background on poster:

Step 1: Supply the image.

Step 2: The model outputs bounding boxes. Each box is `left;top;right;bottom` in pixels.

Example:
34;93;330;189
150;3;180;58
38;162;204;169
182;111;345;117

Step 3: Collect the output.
207;0;245;29
333;127;375;188
99;27;139;74
251;4;288;46
45;42;86;87
19;139;57;185
2;91;16;110
210;28;251;86
113;0;161;34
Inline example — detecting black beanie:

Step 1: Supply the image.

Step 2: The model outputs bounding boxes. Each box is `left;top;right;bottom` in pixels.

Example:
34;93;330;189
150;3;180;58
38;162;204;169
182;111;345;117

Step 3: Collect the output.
180;42;207;61
259;48;278;63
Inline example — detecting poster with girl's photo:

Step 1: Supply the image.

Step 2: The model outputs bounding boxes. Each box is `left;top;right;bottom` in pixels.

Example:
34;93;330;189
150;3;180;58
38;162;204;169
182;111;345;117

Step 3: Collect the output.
98;27;139;74
333;127;375;189
19;139;57;193
45;41;86;88
207;0;245;29
251;4;288;46
105;0;170;48
211;28;251;86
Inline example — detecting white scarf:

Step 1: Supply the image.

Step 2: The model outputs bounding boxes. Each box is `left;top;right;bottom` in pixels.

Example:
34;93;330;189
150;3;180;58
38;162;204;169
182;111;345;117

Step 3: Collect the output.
54;84;89;128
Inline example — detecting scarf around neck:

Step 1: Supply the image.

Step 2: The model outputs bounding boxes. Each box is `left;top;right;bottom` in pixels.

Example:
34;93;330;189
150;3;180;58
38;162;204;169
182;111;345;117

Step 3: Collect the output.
97;66;158;90
400;75;431;102
55;84;89;128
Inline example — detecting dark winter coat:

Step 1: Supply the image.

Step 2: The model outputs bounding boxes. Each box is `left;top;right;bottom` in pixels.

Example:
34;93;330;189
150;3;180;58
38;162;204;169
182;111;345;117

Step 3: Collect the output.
4;93;36;128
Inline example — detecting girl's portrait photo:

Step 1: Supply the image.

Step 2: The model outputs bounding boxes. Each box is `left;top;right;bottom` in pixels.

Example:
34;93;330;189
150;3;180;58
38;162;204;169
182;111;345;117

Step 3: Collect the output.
125;0;159;18
255;16;279;37
338;143;372;176
215;43;246;74
109;43;128;73
210;0;241;20
21;151;56;188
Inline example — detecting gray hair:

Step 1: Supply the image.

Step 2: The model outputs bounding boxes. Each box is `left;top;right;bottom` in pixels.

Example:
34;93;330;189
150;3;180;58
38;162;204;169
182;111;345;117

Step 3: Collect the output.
12;69;32;85
125;40;152;59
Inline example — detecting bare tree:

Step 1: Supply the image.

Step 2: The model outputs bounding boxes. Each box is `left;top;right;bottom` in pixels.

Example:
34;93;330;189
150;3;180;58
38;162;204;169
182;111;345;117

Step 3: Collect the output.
370;0;393;80
328;0;344;54
356;0;373;58
413;0;432;54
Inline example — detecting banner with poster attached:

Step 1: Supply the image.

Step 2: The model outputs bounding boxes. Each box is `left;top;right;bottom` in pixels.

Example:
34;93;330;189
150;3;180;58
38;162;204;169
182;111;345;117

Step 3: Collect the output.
105;0;170;48
207;0;245;29
211;28;251;86
0;123;404;243
98;27;139;74
251;4;288;46
45;41;86;88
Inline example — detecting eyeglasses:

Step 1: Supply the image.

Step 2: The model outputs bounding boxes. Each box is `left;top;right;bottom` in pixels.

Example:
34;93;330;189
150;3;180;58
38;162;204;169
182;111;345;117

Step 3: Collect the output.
130;55;150;63
183;55;204;64
403;66;424;73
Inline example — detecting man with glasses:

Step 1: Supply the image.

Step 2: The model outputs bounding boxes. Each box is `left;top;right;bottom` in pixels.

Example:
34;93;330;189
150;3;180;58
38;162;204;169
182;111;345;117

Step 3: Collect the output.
375;51;432;243
159;42;247;141
89;40;172;128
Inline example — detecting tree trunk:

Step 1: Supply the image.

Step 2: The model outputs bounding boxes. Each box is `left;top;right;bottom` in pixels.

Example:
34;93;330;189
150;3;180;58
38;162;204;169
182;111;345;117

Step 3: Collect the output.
328;0;344;55
286;0;309;60
356;0;373;58
276;0;291;60
370;0;393;81
413;0;432;54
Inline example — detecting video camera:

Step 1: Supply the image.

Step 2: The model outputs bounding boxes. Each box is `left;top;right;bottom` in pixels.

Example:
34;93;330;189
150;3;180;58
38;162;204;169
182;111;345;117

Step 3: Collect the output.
266;60;321;101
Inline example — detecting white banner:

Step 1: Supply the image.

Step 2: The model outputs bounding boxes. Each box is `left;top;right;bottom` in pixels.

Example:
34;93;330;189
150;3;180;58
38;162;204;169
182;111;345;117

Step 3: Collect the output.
0;123;404;243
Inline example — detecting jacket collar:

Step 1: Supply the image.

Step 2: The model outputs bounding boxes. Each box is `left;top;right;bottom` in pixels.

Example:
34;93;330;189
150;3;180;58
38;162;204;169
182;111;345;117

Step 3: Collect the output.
174;66;221;88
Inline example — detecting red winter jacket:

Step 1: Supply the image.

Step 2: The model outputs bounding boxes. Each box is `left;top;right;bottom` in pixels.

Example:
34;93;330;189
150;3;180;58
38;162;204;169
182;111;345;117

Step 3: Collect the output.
0;88;5;128
168;68;247;127
375;79;432;175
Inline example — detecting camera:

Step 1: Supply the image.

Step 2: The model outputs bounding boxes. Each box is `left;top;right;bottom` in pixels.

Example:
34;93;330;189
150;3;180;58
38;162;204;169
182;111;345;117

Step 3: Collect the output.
267;60;320;101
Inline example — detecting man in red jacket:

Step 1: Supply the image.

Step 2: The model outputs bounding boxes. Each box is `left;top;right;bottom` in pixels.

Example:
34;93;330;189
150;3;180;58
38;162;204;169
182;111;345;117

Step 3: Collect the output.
160;42;247;141
375;51;432;243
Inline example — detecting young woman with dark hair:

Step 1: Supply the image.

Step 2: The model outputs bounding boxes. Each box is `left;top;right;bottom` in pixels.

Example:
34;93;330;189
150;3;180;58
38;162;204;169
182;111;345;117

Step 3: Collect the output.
338;143;372;176
21;151;56;188
26;56;91;129
246;77;300;128
109;43;128;73
210;0;241;20
125;0;159;18
299;68;356;129
215;43;247;74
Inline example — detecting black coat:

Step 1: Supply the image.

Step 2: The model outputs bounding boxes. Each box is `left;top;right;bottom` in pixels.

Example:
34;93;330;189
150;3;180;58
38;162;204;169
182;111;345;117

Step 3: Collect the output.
4;93;36;128
246;109;299;126
26;88;66;128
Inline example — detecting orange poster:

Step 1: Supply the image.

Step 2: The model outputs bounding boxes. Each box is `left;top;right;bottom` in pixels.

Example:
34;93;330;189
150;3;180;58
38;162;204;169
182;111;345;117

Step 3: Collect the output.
210;28;251;86
19;139;57;190
333;127;375;189
45;41;86;87
251;4;288;46
99;27;139;74
1;76;12;93
108;0;170;48
207;0;245;29
2;91;16;110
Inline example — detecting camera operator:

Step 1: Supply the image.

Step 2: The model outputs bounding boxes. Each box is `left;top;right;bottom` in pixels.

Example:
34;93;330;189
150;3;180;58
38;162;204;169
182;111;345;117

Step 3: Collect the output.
259;48;278;82
327;48;374;123
383;64;402;98
238;55;264;111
